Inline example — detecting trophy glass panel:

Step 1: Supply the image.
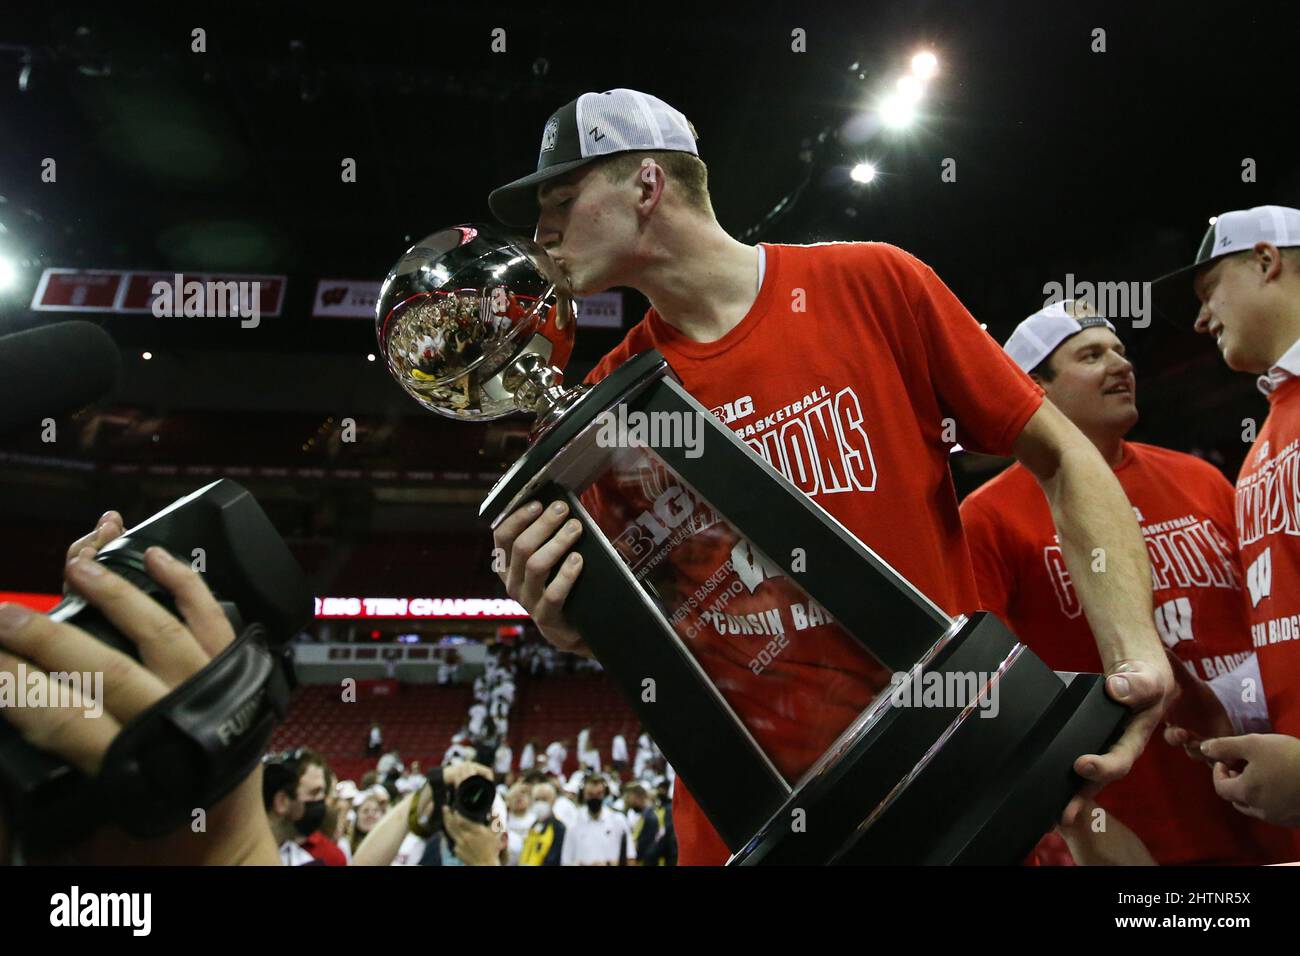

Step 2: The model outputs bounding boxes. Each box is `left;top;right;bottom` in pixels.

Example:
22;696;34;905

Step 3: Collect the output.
579;441;894;784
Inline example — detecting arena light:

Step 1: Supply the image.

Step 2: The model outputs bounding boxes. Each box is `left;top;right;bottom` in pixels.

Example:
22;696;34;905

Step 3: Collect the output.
1208;216;1218;225
911;50;939;79
0;254;16;291
879;92;917;129
366;352;376;362
142;351;153;361
896;74;924;104
850;162;877;184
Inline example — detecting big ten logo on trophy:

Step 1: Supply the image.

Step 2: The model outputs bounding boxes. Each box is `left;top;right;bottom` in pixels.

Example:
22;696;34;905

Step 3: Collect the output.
611;481;701;571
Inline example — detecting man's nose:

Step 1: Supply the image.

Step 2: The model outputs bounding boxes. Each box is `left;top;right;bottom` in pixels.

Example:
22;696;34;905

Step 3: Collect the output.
1193;302;1212;333
534;219;559;249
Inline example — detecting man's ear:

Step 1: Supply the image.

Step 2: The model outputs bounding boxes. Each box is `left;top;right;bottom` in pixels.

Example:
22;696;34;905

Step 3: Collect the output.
1254;241;1283;281
637;159;665;213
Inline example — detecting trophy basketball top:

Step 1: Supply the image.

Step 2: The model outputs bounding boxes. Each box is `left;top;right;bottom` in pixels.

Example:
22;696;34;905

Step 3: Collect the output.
375;224;576;422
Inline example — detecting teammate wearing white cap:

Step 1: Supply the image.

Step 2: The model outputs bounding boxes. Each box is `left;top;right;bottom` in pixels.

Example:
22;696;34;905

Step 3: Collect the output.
961;298;1291;863
488;89;1174;864
1156;205;1300;836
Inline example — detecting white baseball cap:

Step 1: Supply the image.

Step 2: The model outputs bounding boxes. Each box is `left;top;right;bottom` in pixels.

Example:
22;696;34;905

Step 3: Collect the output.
1152;205;1300;323
1004;299;1117;374
489;88;700;227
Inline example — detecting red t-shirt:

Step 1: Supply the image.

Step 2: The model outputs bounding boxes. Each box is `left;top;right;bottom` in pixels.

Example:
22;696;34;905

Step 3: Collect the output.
1238;377;1300;736
582;241;1044;864
961;441;1293;864
301;831;347;866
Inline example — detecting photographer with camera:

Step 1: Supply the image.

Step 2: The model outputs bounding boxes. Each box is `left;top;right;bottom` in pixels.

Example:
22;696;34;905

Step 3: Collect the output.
353;760;505;866
0;511;280;865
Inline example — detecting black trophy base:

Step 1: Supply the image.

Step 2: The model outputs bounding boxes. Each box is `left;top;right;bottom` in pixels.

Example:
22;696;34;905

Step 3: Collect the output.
730;612;1128;865
481;350;1128;864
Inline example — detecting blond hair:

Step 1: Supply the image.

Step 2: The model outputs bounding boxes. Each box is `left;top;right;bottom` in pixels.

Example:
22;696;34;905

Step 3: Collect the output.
598;150;712;216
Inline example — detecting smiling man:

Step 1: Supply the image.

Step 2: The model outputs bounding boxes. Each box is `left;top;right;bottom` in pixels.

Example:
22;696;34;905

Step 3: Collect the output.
961;298;1291;863
487;88;1172;865
1155;205;1300;836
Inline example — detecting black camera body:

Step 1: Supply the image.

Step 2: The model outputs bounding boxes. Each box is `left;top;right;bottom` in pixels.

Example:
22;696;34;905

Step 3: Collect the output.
429;765;496;828
0;479;311;854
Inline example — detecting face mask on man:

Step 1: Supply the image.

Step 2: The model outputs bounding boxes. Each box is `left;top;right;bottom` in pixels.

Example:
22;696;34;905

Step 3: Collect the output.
295;799;327;836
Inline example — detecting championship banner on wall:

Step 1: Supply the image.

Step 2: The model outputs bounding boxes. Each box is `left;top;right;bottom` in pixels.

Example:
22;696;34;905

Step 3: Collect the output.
314;596;529;619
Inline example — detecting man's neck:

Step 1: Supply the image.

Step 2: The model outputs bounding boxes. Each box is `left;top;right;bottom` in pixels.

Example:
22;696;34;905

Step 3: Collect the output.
1087;429;1127;469
634;221;761;344
1261;297;1300;369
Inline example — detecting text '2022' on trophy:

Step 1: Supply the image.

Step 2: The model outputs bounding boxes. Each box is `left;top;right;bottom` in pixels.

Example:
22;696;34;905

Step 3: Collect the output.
375;223;1127;865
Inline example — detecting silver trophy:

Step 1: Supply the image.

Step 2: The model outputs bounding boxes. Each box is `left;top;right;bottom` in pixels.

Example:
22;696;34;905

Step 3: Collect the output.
375;224;585;437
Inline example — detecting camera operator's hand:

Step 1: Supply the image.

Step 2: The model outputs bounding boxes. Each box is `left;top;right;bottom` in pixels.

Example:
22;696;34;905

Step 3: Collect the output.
493;500;593;658
0;543;280;865
442;805;503;866
61;511;124;593
439;760;503;865
441;759;494;791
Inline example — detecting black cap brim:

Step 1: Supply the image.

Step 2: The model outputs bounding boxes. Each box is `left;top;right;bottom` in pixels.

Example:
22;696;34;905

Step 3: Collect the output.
1149;260;1207;329
488;156;596;228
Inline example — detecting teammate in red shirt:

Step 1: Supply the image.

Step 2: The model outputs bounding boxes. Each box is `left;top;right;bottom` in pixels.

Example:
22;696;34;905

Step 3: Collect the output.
1157;205;1300;833
961;298;1291;863
487;88;1173;864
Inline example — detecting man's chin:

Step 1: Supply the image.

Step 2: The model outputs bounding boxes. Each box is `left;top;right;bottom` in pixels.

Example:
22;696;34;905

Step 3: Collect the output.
1223;347;1269;375
566;272;613;298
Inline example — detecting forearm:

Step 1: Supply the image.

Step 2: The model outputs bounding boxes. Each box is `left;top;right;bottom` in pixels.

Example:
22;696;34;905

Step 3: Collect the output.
1037;441;1160;667
353;793;414;866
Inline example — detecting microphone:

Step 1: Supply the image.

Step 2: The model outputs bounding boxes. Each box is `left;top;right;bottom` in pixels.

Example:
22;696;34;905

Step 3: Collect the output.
0;321;121;436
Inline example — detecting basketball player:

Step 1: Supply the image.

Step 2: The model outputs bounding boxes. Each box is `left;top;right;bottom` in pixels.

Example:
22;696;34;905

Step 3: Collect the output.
488;88;1173;864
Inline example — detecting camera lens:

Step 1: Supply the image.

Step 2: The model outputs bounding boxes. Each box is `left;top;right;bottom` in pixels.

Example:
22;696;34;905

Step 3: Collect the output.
456;774;495;824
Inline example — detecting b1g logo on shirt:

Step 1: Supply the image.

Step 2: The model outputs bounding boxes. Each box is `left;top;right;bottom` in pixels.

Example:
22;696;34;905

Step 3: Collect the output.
711;395;755;424
1246;547;1272;608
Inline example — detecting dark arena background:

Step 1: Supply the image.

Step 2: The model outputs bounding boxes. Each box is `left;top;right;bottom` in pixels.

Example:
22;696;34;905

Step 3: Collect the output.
0;0;1296;936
